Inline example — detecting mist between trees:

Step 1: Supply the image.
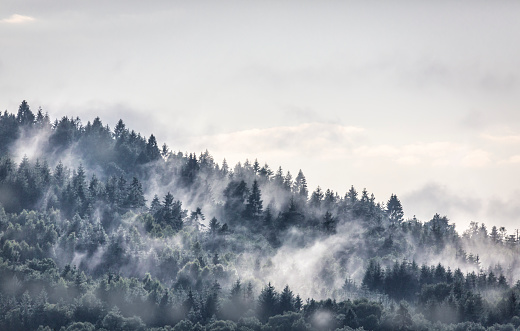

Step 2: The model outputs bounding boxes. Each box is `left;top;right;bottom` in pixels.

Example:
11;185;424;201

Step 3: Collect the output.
1;101;520;330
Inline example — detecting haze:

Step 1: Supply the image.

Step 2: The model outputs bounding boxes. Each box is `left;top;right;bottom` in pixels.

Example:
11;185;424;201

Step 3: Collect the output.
1;0;519;231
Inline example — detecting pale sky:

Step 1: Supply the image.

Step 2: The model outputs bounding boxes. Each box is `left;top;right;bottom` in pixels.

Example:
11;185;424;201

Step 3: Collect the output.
1;1;520;231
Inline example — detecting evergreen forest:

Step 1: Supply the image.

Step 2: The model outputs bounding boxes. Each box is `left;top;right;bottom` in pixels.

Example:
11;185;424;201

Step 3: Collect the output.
1;100;520;331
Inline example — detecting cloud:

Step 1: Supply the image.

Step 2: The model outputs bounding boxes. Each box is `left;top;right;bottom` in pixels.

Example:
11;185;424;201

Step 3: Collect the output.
1;14;35;24
461;149;491;167
498;155;520;165
185;123;365;159
353;141;491;168
403;183;520;232
485;192;520;228
482;134;520;144
401;182;482;227
461;109;520;131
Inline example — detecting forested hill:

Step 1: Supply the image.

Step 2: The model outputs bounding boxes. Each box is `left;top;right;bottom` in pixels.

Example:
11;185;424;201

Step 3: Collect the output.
1;100;520;330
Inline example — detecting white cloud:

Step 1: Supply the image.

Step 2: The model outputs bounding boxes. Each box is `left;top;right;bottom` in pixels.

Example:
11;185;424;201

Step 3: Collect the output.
354;142;494;168
396;155;421;166
498;155;520;165
185;123;365;159
402;182;482;228
482;134;520;144
460;149;491;168
1;14;35;24
354;141;461;166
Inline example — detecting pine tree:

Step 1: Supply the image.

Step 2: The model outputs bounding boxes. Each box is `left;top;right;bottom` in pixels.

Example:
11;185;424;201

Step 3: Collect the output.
209;217;221;235
258;282;278;322
278;285;295;314
114;119;126;139
323;211;336;234
244;180;263;220
146;134;161;161
17;100;35;125
221;159;229;177
126;177;146;209
252;159;260;175
283;171;293;192
387;194;404;224
294;170;308;200
150;194;161;215
310;186;324;209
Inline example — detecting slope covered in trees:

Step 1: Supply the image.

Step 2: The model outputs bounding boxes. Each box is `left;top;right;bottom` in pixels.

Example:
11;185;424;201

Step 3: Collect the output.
1;101;520;330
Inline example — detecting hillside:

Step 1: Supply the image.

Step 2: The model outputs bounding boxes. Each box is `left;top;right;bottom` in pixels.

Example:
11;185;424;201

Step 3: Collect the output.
1;101;520;330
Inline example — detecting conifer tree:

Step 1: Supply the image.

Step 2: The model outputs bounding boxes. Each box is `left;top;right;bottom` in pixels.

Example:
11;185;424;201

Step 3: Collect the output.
244;180;263;220
387;194;404;224
17;100;35;125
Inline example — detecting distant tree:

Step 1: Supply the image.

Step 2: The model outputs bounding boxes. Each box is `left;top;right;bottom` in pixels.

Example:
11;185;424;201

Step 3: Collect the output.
17;100;35;125
387;194;404;224
0;110;20;154
294;170;308;200
258;283;278;322
209;217;221;235
323;211;336;234
221;158;229;177
278;285;295;314
363;259;384;292
181;153;199;186
146;134;161;161
283;171;293;192
395;301;413;330
126;177;146;209
159;192;184;230
279;198;304;230
346;185;358;204
244;180;263;220
223;180;249;223
161;143;169;158
258;163;273;180
252;159;260;175
274;166;284;187
114;119;126;139
309;186;324;209
150;194;161;214
323;189;336;210
35;107;50;129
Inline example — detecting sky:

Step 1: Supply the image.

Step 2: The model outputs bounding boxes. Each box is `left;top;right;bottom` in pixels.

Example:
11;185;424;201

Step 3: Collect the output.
1;1;520;231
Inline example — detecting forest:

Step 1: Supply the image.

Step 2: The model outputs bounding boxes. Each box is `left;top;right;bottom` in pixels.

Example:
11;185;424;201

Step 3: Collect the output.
1;100;520;330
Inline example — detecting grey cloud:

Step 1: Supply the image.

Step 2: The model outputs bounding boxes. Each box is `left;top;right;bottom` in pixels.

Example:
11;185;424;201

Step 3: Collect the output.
396;57;520;94
47;101;190;144
460;108;520;131
485;193;520;230
282;106;322;124
403;183;520;232
402;182;482;225
1;0;177;17
184;123;365;160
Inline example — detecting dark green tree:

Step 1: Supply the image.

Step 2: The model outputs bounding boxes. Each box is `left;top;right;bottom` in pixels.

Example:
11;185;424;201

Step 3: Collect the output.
258;283;278;322
244;180;263;220
17;100;35;125
387;194;404;224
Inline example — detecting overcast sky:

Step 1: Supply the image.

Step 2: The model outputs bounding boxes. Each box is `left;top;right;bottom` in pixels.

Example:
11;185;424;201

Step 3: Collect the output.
1;1;520;231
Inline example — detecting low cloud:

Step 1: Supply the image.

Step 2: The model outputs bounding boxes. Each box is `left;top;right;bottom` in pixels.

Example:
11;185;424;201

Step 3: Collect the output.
401;182;482;229
498;155;520;165
1;14;35;24
354;142;491;168
460;149;491;168
186;123;365;159
486;192;520;229
482;133;520;144
461;109;520;131
402;183;520;232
